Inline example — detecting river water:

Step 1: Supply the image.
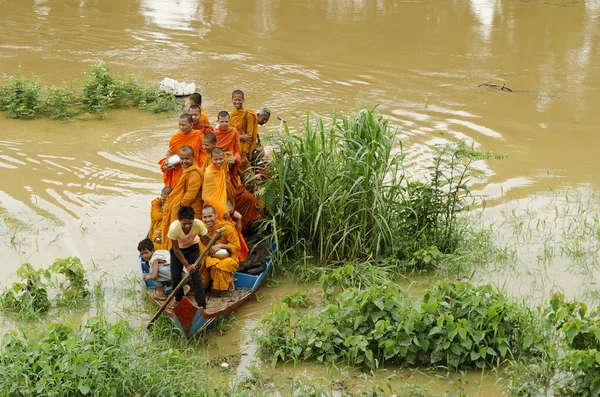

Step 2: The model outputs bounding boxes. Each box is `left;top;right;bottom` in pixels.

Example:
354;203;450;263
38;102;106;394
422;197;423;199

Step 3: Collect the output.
1;0;599;394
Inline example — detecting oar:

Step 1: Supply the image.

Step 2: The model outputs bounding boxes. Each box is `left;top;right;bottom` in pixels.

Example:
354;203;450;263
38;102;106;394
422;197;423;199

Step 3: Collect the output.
277;116;286;134
147;227;225;329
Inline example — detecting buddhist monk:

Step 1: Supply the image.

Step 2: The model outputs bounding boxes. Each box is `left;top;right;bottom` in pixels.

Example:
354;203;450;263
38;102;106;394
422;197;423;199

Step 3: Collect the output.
230;90;259;170
159;114;202;188
161;146;203;252
149;186;172;249
202;147;228;220
235;171;263;238
166;205;210;310
225;199;248;263
200;205;241;297
189;104;213;167
201;132;217;168
214;110;242;180
189;92;210;125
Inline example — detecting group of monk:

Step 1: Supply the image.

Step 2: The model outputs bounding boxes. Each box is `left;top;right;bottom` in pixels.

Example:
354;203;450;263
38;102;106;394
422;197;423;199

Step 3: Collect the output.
138;90;269;311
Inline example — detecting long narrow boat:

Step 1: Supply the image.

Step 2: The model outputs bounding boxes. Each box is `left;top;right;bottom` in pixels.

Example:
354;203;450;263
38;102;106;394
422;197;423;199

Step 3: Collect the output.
140;251;272;338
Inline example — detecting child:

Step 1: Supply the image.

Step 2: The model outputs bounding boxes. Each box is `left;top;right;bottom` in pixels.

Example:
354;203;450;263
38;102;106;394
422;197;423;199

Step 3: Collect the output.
202;147;229;220
214;111;241;172
138;238;172;300
167;205;209;310
149;187;172;249
188;92;209;125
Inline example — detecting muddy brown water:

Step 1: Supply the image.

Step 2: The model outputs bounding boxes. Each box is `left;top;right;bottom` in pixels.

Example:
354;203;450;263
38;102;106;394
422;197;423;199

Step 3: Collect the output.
1;0;599;394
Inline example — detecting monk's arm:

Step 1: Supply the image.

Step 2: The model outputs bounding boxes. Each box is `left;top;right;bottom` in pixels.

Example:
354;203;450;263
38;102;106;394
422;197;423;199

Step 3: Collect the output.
181;172;202;206
223;227;240;255
172;240;192;271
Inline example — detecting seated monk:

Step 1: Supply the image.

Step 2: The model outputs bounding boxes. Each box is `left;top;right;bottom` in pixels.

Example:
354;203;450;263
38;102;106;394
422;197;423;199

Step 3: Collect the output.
214;110;241;187
159;114;202;188
235;171;263;238
202;147;229;220
230;89;258;171
225;199;248;263
149;186;173;249
188;92;210;125
200;205;240;297
189;104;214;167
161;146;203;252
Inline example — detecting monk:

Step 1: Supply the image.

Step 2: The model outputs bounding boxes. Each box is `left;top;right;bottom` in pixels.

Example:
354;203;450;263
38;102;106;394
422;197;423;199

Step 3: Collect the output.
202;147;228;220
161;146;203;252
201;132;217;168
189;104;213;167
189;92;210;125
214;110;242;183
200;205;241;297
235;171;263;238
159;114;202;188
149;187;172;249
230;90;259;170
225;199;248;263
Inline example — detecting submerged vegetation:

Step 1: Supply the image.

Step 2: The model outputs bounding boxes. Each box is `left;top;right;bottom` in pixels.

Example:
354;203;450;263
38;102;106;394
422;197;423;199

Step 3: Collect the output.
262;107;503;276
0;62;178;121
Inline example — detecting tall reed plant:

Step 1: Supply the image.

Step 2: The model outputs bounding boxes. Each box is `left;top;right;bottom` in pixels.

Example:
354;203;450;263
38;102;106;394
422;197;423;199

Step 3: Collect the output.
262;108;497;272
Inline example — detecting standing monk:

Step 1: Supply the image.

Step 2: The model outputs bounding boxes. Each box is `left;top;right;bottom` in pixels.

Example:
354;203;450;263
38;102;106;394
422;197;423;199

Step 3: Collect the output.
200;205;240;297
202;147;229;220
214;110;242;185
159;114;202;188
230;90;258;171
149;186;172;249
161;146;203;252
189;104;213;167
188;92;210;125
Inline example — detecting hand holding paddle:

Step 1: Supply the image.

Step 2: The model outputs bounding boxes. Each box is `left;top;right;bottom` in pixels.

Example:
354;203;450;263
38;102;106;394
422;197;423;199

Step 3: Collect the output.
147;227;226;329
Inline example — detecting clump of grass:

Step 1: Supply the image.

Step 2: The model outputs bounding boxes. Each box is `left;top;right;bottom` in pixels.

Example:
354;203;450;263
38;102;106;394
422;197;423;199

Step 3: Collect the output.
0;62;179;121
262;107;504;275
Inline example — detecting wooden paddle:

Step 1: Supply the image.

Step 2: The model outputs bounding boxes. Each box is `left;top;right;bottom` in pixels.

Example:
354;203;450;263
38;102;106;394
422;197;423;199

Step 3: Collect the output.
147;227;225;329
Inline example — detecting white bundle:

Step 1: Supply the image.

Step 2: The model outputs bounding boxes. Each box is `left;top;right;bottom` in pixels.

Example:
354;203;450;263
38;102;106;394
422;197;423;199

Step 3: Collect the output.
159;78;196;96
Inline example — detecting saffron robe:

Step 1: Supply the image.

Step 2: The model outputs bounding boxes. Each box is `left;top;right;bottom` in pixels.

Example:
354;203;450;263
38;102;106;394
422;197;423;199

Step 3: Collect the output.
231;219;248;263
158;130;202;188
230;107;258;164
160;164;203;252
192;123;214;168
149;197;164;249
235;185;263;238
202;163;228;220
202;153;237;206
200;106;209;126
199;221;240;292
214;126;242;189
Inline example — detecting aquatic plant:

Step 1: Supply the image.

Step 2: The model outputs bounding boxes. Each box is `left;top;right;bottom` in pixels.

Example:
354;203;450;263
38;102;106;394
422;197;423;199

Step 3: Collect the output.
281;291;313;308
0;62;179;121
0;263;50;318
261;108;503;274
256;281;541;370
49;257;89;302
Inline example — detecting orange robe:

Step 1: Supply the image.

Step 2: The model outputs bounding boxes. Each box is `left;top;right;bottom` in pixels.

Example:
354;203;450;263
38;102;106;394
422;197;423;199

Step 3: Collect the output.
214;126;242;177
200;221;240;292
149;197;164;249
231;107;258;165
231;220;248;263
161;164;203;251
202;153;237;206
235;186;263;238
192;123;214;168
200;106;210;126
202;163;228;220
158;130;202;188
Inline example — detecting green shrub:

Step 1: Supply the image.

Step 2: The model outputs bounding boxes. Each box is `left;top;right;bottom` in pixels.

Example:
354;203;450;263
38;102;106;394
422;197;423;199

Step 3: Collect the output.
43;83;78;121
0;72;41;118
256;281;540;369
49;257;89;302
281;291;313;308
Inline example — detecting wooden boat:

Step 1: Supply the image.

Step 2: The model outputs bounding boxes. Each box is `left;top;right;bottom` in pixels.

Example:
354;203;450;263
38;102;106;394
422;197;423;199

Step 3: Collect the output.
140;250;272;338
